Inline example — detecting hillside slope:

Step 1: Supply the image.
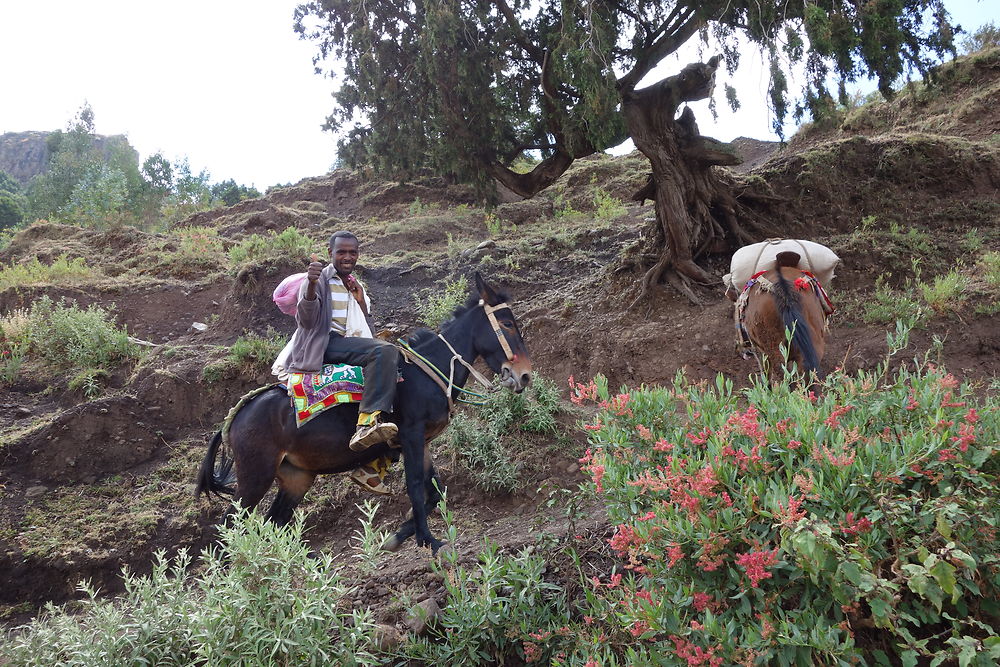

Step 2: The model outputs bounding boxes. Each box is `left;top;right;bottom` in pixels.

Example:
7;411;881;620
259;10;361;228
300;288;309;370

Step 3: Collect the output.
0;49;998;623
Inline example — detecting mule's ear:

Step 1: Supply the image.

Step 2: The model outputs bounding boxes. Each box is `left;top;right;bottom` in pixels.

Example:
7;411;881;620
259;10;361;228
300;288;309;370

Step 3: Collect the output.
475;271;499;304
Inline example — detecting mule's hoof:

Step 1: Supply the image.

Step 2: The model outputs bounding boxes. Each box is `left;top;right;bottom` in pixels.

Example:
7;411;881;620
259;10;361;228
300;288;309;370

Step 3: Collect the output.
383;535;404;553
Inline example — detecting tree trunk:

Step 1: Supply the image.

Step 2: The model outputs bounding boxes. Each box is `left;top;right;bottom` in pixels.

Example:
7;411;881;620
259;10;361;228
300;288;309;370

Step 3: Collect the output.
621;56;750;305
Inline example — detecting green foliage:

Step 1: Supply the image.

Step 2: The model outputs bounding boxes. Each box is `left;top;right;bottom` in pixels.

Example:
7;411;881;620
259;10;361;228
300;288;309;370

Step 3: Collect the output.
0;194;24;230
592;187;627;222
58;163;130;226
418;346;1000;665
0;170;20;196
203;329;286;382
446;376;562;493
228;226;317;267
2;510;381;666
408;197;429;216
918;269;968;314
484;212;502;237
861;276;928;326
26;297;140;375
553;195;584;221
405;541;568;665
414;275;470;328
559;343;1000;665
0;296;141;392
351;499;390;575
960;21;1000;54
961;228;984;253
0;255;101;292
297;0;956;191
210;179;261;206
18;106;256;230
980;251;1000;287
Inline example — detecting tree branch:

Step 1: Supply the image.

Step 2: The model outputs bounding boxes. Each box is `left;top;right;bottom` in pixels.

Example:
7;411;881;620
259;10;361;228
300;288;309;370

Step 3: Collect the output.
488;150;577;198
617;10;704;93
490;0;545;63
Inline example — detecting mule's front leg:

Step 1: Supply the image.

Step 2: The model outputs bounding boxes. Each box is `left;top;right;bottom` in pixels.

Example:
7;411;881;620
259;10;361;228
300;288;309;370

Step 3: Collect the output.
399;424;443;553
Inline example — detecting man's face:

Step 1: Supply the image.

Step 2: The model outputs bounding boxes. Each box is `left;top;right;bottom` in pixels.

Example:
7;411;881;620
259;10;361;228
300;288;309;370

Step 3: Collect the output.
330;237;360;275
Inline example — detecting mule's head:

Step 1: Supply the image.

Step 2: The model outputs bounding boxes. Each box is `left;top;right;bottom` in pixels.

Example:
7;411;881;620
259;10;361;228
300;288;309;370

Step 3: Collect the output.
472;272;532;392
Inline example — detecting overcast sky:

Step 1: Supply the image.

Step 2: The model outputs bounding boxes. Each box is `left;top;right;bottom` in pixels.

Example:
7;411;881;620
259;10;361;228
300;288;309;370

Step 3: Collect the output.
0;0;993;190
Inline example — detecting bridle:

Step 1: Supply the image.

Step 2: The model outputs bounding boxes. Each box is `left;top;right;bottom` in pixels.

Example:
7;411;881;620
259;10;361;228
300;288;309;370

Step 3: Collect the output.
480;300;516;362
396;300;519;412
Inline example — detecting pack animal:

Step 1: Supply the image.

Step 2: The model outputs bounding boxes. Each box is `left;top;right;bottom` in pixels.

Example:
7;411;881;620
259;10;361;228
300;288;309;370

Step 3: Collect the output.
196;274;531;553
736;251;829;387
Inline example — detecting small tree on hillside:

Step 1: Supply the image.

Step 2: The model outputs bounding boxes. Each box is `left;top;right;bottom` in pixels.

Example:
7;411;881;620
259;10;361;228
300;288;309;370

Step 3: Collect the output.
295;0;956;301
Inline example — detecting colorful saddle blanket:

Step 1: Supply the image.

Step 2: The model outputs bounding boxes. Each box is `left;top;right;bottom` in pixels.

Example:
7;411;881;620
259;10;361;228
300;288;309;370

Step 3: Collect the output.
287;364;364;428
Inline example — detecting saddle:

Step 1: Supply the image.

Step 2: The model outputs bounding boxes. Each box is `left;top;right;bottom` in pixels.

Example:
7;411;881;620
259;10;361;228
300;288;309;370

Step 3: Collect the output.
287;364;365;427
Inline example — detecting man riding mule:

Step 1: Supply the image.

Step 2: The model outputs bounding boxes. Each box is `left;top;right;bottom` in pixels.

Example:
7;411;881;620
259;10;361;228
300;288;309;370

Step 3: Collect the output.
196;272;532;553
289;230;400;452
271;230;399;492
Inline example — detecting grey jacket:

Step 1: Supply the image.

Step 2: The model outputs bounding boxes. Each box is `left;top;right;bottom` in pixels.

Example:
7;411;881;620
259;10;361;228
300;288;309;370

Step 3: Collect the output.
285;264;337;373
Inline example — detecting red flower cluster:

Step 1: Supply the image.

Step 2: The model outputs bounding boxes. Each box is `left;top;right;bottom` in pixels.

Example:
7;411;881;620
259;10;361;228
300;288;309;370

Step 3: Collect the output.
735;548;779;588
608;524;647;558
841;512;873;536
824;404;854;429
568;375;598;404
669;636;723;667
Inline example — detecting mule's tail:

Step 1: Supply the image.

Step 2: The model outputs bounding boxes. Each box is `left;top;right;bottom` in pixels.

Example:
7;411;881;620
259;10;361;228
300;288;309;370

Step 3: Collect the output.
773;252;821;376
195;430;236;498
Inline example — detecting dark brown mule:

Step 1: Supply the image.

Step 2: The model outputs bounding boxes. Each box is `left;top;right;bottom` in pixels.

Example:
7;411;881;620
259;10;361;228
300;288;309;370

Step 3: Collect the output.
739;251;827;386
195;274;532;553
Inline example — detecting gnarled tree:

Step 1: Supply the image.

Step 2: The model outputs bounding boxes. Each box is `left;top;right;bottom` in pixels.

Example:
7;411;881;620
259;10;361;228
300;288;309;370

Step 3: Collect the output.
294;0;956;300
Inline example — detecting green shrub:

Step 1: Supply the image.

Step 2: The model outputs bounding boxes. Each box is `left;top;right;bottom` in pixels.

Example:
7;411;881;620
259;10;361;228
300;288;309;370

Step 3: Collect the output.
593;188;627;221
405;541;568;665
960;21;1000;54
0;193;24;230
860;277;927;326
228;227;317;267
406;338;999;666
27;297;140;373
154;226;226;275
980;251;1000;287
446;376;563;492
559;348;999;665
919;269;968;313
203;329;286;382
0;297;141;392
414;275;470;328
2;510;381;666
0;254;101;291
484;212;503;237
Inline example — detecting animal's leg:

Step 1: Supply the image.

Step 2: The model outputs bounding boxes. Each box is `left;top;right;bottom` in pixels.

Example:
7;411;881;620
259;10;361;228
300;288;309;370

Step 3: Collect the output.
385;462;444;552
267;461;316;526
398;423;442;552
233;463;277;513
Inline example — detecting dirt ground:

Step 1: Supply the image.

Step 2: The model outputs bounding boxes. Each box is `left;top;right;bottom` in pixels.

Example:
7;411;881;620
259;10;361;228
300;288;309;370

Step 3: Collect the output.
0;49;998;629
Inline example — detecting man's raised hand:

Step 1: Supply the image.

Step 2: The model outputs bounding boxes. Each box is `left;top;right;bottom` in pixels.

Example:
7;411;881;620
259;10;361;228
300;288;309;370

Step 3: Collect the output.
307;254;323;284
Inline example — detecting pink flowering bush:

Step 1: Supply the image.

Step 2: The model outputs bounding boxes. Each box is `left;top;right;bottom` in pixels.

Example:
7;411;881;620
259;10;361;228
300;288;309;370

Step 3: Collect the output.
568;361;999;665
405;355;998;666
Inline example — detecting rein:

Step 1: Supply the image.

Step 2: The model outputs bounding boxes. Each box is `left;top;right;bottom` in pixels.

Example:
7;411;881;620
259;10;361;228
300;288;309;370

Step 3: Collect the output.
397;300;516;411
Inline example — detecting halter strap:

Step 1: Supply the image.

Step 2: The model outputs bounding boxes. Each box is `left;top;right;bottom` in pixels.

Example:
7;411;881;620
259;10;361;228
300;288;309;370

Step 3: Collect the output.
396;299;518;414
480;300;515;361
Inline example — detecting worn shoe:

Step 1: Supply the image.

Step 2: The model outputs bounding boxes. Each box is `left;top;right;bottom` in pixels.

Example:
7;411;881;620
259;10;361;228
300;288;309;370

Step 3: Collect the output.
349;420;399;451
348;461;392;495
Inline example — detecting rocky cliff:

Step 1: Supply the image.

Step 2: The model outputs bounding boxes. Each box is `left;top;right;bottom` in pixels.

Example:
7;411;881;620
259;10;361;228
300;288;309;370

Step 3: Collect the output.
0;130;138;185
